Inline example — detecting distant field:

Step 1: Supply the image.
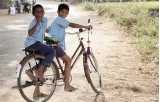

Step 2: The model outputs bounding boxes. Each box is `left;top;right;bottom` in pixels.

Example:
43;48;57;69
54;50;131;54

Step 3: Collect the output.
82;2;159;63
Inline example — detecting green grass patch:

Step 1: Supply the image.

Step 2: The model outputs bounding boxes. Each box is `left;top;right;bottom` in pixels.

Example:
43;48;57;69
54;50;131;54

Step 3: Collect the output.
82;2;159;62
81;2;97;11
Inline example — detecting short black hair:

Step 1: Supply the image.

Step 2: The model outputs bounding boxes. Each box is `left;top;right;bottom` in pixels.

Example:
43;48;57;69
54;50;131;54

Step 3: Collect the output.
58;3;69;12
32;4;44;15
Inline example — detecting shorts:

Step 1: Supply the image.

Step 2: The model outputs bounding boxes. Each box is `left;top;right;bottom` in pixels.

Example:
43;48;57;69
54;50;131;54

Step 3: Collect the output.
54;46;66;57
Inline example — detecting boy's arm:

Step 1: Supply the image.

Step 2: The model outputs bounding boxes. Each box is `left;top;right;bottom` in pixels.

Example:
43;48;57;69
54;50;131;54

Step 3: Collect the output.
28;22;39;36
69;23;91;29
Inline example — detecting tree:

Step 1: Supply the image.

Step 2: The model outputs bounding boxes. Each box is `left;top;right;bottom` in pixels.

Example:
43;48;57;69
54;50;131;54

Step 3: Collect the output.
0;0;12;9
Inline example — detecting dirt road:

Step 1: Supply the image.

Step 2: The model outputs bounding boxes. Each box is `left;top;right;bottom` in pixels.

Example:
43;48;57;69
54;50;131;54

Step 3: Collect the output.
0;1;158;102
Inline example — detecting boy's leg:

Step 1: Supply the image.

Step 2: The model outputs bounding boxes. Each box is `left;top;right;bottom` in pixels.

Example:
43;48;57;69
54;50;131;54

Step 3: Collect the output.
32;64;49;98
56;46;76;91
25;65;38;81
26;63;47;98
61;54;76;91
32;42;54;81
33;44;54;97
26;64;46;83
26;42;55;97
33;79;47;99
35;64;45;82
26;42;54;82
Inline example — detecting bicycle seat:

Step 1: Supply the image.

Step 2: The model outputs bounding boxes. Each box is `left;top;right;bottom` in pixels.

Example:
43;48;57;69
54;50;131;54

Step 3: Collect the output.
23;48;45;59
22;48;39;54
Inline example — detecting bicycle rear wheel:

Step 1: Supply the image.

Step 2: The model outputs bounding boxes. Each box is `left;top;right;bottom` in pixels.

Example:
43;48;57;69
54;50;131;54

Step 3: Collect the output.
83;52;102;93
17;55;57;102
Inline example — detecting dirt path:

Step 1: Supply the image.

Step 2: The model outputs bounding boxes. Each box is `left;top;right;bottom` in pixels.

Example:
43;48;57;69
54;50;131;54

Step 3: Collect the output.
0;1;158;102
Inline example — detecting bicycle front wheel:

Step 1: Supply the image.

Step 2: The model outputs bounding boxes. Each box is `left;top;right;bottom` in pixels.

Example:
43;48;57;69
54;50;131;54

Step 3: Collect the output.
83;52;102;93
17;55;58;102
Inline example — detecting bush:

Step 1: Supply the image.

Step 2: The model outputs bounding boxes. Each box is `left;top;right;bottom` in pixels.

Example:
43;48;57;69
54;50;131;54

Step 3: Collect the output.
83;2;96;11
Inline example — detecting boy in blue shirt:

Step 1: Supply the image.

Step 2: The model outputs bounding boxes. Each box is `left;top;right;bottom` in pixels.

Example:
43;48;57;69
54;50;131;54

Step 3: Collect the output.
25;4;54;98
47;3;92;92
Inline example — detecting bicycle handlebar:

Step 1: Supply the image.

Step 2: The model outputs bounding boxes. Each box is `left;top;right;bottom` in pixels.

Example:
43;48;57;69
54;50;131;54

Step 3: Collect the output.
67;18;92;34
66;18;92;43
66;28;88;35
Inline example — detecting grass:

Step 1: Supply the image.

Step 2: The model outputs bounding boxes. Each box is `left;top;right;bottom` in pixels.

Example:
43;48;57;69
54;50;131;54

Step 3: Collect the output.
82;2;159;62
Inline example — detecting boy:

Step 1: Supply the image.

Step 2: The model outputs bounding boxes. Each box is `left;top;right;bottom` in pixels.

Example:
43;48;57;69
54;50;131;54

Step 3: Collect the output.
47;3;92;92
24;4;54;98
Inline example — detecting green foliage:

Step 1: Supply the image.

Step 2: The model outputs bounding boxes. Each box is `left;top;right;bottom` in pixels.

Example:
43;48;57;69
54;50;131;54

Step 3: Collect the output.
44;36;59;44
83;2;97;11
83;2;159;61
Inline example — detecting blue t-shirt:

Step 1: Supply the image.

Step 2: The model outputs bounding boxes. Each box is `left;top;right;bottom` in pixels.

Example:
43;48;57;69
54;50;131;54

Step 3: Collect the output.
48;16;70;49
24;17;48;47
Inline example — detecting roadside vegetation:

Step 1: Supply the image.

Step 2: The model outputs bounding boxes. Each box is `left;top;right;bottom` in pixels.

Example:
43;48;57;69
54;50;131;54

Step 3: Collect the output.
82;2;159;63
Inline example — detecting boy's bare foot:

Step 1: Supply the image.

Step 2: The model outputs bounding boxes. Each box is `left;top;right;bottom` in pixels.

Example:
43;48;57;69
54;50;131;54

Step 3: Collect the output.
64;85;77;92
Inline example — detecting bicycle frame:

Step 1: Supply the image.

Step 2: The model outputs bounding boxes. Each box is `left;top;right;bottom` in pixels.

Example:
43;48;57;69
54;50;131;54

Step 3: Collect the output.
55;38;86;75
24;37;86;78
71;39;85;69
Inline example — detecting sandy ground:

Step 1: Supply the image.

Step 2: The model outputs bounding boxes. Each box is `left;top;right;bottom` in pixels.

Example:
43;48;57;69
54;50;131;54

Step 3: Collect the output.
0;1;158;102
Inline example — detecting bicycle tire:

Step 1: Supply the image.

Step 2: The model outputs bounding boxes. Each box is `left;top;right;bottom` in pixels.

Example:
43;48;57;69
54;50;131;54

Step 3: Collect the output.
17;55;58;102
83;52;102;93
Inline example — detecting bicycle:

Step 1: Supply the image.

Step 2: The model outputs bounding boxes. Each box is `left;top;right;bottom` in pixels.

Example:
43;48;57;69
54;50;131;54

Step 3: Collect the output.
17;19;102;102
